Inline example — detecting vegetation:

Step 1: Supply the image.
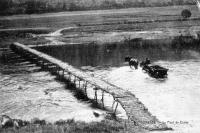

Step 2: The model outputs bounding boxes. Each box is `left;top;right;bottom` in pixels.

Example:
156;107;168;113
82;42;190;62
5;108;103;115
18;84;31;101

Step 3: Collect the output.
0;118;142;133
181;9;192;19
0;0;195;15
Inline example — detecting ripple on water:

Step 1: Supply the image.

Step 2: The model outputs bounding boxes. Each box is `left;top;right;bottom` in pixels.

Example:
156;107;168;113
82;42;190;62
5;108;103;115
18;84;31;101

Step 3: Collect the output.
0;60;106;123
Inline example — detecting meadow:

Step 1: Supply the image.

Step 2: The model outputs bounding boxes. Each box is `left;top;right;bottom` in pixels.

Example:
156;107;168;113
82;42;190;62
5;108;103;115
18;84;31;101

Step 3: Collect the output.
0;0;195;15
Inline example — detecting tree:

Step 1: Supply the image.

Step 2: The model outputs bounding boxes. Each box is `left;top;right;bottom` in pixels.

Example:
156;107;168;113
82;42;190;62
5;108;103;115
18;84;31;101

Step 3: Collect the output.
0;0;12;12
181;9;192;19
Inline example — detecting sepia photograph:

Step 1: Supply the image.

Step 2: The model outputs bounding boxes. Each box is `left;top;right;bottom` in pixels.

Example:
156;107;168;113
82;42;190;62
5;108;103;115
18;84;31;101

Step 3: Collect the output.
0;0;200;132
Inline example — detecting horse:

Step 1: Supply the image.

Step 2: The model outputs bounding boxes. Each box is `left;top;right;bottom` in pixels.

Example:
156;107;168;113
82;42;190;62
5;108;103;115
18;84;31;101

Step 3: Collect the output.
0;115;29;129
0;115;14;128
125;56;139;69
140;58;151;67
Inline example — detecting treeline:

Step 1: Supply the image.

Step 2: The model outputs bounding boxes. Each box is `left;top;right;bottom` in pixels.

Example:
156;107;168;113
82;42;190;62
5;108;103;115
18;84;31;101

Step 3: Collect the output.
0;0;195;15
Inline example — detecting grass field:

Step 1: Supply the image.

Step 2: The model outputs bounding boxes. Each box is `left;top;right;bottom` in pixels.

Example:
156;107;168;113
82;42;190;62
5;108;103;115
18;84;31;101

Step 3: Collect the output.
0;0;195;15
0;5;199;29
1;5;200;48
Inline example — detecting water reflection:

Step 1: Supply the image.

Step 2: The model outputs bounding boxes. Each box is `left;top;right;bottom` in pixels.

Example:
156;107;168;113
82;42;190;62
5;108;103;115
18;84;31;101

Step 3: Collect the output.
36;43;200;68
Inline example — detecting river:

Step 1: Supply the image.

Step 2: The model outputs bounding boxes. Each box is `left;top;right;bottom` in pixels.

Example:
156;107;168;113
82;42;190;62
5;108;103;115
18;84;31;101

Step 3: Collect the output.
36;41;200;132
0;50;106;123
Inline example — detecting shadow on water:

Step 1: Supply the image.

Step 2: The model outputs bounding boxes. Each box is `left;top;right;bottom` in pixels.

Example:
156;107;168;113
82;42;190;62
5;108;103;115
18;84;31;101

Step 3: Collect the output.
54;76;106;110
1;51;90;104
0;51;42;75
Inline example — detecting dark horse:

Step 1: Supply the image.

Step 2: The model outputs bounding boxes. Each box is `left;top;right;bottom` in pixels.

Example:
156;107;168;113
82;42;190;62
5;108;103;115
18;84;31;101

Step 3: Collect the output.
125;56;139;69
140;58;151;67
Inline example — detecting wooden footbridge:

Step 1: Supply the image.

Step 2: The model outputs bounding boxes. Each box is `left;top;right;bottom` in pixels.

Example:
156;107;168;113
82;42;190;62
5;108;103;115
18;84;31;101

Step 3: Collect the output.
10;42;171;131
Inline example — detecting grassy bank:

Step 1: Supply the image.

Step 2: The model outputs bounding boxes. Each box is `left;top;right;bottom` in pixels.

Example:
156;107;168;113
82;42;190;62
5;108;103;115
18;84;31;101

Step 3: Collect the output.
0;117;144;133
0;0;195;15
0;28;51;48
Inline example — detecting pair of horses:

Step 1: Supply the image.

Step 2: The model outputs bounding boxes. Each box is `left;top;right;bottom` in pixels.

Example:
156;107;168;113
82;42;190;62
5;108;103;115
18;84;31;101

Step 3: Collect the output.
125;56;139;69
125;56;150;69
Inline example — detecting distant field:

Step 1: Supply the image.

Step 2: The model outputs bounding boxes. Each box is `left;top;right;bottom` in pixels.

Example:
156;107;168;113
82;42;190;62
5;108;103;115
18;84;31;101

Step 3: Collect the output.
1;5;200;46
0;5;199;30
0;0;195;15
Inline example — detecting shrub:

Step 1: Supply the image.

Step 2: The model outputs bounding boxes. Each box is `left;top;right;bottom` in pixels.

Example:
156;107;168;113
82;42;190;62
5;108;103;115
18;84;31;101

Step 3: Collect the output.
0;0;12;12
31;118;46;125
181;9;192;19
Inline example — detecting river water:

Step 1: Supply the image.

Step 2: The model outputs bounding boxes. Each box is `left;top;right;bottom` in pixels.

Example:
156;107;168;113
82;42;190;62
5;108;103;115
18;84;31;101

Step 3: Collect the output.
0;51;106;123
36;41;200;132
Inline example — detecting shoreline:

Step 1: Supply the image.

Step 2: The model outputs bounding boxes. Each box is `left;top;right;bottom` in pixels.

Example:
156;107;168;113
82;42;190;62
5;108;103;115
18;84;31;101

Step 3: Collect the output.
0;115;142;133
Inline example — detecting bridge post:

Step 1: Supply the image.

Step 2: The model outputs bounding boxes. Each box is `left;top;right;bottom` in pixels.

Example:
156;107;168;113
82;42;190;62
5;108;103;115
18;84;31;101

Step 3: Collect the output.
95;89;97;103
112;97;115;109
73;76;76;86
84;81;88;96
51;65;55;74
68;72;71;81
114;101;119;114
41;60;44;68
94;87;98;103
78;78;81;89
43;61;47;69
56;66;59;75
56;66;61;77
62;69;65;78
102;90;104;109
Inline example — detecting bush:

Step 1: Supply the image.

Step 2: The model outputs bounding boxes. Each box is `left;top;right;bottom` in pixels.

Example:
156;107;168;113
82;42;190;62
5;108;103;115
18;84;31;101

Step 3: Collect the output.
25;0;47;14
0;0;12;12
181;9;192;19
31;118;46;125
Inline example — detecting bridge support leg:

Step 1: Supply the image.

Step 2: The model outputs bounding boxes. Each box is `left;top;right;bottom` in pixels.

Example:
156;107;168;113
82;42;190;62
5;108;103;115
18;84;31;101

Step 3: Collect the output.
68;72;71;81
112;98;115;109
114;102;119;114
55;66;57;74
102;90;104;109
59;69;64;79
56;66;59;75
56;66;61;78
84;81;88;96
78;79;81;89
94;88;98;104
41;60;44;68
73;76;76;86
43;62;48;70
51;66;56;74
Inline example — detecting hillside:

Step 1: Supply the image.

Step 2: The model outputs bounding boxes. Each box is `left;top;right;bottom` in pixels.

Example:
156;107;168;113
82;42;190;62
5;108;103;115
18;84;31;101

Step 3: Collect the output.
0;0;196;15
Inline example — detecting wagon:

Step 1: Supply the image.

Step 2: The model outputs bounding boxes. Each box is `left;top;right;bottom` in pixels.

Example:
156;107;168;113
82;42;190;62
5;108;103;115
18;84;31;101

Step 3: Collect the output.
142;65;168;78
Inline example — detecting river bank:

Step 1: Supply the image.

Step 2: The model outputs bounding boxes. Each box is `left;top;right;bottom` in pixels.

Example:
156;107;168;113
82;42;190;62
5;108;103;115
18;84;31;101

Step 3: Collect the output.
0;116;141;133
